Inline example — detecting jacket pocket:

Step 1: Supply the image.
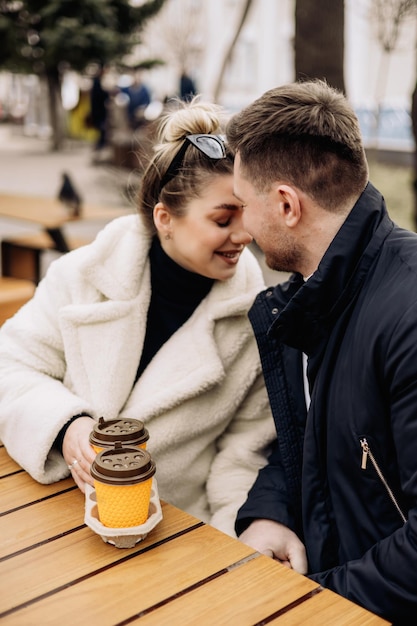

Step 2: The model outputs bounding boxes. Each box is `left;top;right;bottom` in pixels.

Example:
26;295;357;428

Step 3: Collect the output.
360;437;407;524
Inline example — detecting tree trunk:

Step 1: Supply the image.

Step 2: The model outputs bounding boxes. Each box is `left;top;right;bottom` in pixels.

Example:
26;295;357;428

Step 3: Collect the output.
45;69;64;151
411;81;417;230
295;0;345;94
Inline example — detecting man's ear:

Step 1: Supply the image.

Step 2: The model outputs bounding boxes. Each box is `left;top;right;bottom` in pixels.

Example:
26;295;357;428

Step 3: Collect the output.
153;202;172;236
276;184;301;228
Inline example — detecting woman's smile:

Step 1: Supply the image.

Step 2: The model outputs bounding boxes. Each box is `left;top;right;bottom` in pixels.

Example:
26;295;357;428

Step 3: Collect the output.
215;248;243;264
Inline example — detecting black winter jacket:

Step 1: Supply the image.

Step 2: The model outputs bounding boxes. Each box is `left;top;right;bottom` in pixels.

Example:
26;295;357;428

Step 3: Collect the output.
237;183;417;624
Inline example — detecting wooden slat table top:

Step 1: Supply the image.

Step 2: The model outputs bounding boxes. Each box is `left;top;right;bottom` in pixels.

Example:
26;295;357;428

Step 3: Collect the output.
1;469;76;514
0;192;133;228
267;586;387;625
0;445;390;625
0;442;21;476
132;552;317;626
133;557;387;626
2;524;255;625
0;488;83;560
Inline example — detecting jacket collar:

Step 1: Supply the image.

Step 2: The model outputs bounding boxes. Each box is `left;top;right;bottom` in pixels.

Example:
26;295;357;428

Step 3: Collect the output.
268;182;395;354
79;215;151;301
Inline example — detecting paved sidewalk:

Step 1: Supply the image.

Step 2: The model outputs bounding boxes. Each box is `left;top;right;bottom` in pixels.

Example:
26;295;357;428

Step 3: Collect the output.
0;124;139;275
0;123;139;244
0;123;136;206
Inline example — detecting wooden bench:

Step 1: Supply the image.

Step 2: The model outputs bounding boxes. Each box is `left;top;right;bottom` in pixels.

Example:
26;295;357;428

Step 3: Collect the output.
0;276;35;325
1;232;90;284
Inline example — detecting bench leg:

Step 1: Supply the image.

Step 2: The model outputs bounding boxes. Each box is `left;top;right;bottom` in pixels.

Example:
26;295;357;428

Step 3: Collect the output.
1;241;42;283
46;227;70;253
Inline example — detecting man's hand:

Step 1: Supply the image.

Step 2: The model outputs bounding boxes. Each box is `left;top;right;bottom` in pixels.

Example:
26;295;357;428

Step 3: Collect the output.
239;519;308;574
63;417;96;493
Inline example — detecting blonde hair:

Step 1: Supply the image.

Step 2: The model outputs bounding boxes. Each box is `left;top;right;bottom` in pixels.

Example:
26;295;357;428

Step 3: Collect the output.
138;97;234;234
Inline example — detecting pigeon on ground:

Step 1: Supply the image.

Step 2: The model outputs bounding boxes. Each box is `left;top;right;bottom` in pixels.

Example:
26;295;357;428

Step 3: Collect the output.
57;172;83;217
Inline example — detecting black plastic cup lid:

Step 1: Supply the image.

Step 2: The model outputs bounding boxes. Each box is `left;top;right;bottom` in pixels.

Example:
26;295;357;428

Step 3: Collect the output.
89;417;149;447
90;442;156;485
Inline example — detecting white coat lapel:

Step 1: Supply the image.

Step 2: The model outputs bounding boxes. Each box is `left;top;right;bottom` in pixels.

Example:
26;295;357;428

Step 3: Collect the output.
58;215;152;416
127;307;224;419
60;295;148;417
122;255;260;420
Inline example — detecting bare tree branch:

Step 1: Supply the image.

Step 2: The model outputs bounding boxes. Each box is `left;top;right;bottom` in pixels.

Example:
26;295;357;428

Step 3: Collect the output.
212;0;254;102
372;0;417;51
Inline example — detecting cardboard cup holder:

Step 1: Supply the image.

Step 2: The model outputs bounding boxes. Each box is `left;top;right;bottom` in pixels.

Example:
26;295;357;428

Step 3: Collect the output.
84;479;163;548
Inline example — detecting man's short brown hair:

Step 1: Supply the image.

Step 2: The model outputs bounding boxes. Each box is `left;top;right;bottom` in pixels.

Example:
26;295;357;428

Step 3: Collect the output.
227;80;369;212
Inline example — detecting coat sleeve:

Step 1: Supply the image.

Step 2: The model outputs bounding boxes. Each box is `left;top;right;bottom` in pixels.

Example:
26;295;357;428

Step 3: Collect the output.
234;437;295;536
309;516;417;622
0;257;95;484
234;311;306;538
205;372;276;537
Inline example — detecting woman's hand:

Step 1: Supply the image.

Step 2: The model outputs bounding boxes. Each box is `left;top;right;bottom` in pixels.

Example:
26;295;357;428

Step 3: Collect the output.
63;417;97;492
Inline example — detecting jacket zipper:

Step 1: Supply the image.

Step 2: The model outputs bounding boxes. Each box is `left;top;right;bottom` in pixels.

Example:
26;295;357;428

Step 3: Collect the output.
360;437;407;524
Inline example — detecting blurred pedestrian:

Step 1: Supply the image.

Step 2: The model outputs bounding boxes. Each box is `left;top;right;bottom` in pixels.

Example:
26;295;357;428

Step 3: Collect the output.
89;63;109;152
122;69;151;130
180;71;197;102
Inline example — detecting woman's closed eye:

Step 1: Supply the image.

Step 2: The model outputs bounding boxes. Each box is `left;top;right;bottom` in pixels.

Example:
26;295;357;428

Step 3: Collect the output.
217;218;232;228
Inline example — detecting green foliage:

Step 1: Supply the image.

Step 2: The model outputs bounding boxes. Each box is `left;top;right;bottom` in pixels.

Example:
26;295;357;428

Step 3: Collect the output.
367;156;414;231
0;0;167;74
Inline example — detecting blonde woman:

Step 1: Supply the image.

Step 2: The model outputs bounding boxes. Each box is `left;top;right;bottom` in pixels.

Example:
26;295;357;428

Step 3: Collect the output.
0;99;274;536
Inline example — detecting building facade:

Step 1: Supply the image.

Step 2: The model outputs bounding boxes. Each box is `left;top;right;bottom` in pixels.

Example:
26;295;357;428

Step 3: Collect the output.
1;0;415;147
141;0;416;147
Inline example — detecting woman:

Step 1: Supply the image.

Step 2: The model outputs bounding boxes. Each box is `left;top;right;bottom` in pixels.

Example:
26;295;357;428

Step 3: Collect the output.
0;99;274;536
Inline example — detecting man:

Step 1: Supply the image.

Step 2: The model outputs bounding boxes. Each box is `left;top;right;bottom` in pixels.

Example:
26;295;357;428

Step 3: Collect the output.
227;79;417;623
90;63;109;151
122;70;151;130
180;71;197;102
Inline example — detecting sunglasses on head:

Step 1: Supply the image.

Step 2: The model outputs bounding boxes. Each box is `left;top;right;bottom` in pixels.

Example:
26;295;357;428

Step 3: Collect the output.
158;133;227;193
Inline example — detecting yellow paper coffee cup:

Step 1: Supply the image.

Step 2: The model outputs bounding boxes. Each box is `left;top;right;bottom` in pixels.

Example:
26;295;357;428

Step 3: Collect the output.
90;442;156;528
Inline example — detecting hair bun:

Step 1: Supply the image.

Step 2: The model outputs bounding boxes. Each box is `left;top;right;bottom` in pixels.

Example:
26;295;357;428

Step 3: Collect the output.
159;98;227;145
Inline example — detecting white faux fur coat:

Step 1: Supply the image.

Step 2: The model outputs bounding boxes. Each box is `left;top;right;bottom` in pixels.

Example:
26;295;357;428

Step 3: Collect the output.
0;215;275;536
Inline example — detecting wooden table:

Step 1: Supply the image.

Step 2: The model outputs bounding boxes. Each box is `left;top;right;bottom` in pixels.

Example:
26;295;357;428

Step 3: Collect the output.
0;192;133;252
0;192;134;282
0;443;389;625
0;276;35;325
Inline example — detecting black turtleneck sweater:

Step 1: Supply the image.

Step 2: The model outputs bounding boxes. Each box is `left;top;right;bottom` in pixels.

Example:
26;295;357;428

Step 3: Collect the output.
136;237;214;381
